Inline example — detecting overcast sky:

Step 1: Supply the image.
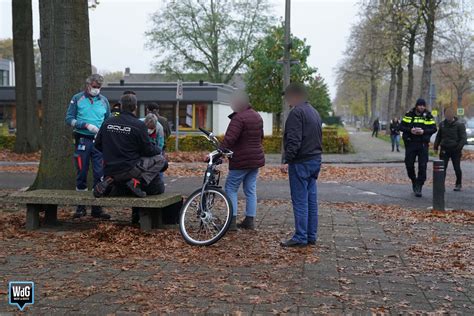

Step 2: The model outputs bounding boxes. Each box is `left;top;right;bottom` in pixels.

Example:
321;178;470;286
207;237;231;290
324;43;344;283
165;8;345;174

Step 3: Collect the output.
0;0;359;98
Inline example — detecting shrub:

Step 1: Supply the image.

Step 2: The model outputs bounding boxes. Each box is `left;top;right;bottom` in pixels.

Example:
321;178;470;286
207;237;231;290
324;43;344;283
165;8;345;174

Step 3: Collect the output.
165;128;353;154
0;135;15;150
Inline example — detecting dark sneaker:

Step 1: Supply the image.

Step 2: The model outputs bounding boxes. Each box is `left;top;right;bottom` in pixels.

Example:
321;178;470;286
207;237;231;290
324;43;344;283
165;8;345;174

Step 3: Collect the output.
91;207;111;220
412;182;417;194
454;184;462;192
308;240;316;245
73;206;87;219
126;178;147;198
280;239;307;247
228;216;237;231
237;216;255;230
93;177;114;198
414;184;422;198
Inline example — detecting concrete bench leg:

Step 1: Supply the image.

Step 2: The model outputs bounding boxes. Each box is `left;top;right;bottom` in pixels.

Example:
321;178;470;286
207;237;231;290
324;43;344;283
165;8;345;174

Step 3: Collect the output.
26;204;40;230
139;208;152;232
44;205;58;225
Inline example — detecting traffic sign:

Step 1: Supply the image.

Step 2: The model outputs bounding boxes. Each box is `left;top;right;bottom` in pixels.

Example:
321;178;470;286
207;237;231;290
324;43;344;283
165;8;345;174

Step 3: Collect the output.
176;80;183;100
457;108;464;116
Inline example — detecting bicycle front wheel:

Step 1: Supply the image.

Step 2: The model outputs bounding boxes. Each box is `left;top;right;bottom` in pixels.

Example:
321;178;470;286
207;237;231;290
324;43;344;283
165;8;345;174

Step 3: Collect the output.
179;187;233;246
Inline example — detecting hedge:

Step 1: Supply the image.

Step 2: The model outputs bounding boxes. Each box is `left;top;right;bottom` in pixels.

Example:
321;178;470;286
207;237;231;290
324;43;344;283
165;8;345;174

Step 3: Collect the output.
0;129;353;154
165;127;352;154
0;135;15;150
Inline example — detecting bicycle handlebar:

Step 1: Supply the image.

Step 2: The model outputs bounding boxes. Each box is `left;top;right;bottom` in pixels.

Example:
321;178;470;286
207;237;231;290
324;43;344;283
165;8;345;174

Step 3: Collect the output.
199;127;211;137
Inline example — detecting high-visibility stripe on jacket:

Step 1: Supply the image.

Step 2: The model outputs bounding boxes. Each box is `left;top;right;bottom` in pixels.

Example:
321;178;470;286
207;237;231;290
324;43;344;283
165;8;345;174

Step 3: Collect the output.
399;108;437;143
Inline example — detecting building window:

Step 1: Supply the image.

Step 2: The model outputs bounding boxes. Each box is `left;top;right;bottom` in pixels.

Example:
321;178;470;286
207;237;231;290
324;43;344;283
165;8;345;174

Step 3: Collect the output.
151;102;211;132
0;70;9;86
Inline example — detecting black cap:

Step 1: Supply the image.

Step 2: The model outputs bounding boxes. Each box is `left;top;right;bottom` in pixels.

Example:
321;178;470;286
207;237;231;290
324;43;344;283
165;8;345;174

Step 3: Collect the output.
415;98;426;106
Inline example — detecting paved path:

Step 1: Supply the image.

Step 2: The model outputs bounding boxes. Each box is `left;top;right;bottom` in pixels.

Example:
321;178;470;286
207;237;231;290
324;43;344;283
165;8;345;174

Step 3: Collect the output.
2;160;473;210
0;199;472;314
266;128;406;164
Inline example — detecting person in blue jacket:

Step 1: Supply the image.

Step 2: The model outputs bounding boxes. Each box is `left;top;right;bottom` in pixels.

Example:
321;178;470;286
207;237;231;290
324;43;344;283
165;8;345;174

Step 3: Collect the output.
65;74;111;219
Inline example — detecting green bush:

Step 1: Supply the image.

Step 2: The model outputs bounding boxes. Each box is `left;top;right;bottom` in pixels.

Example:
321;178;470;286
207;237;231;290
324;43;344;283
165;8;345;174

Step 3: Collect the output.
165;128;353;154
0;135;15;150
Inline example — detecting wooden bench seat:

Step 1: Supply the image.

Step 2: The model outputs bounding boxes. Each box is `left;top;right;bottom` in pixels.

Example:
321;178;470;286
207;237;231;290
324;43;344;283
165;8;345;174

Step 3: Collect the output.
4;190;183;232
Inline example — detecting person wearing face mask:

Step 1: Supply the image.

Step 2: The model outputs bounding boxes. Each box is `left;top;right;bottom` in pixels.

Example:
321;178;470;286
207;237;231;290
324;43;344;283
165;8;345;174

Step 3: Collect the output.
399;98;437;197
65;74;111;219
93;94;167;207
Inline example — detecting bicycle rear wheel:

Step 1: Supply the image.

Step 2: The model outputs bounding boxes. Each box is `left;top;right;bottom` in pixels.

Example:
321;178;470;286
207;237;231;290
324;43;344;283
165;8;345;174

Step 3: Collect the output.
179;187;232;246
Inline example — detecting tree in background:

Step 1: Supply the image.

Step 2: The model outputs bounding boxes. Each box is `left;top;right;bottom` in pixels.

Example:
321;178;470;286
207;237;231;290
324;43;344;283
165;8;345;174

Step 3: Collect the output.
101;70;123;85
0;39;14;60
416;0;443;102
12;0;40;153
307;76;331;120
146;0;274;84
436;13;474;109
245;26;330;129
32;0;92;189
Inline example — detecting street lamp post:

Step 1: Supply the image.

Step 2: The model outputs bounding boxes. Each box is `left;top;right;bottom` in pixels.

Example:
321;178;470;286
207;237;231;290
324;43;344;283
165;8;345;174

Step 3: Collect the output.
281;0;291;162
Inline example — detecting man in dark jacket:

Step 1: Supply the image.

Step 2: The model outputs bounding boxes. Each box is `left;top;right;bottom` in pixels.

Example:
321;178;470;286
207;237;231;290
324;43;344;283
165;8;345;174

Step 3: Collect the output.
280;83;322;247
389;118;401;152
372;118;380;138
93;94;167;200
399;98;437;197
222;92;265;231
434;107;467;191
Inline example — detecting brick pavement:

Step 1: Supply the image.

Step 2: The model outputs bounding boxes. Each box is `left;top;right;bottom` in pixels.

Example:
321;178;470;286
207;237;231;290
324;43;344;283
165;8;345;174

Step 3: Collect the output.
0;199;472;315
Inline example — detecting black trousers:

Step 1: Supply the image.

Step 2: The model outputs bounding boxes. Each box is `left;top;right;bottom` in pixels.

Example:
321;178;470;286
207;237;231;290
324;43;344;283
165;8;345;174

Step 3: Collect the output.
440;148;462;185
372;129;379;137
106;156;165;196
405;142;429;185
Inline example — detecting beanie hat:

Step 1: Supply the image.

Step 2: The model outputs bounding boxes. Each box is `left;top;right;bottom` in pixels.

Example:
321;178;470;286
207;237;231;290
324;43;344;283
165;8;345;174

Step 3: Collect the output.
415;98;426;106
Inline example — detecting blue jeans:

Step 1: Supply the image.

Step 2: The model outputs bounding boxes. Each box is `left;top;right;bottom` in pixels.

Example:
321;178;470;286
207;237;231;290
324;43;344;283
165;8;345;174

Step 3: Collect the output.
391;134;400;150
225;168;259;217
288;157;322;243
73;136;103;190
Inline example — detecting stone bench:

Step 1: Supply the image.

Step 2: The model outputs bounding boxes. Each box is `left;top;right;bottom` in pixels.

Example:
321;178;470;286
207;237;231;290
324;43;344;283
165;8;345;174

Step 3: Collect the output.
4;189;183;232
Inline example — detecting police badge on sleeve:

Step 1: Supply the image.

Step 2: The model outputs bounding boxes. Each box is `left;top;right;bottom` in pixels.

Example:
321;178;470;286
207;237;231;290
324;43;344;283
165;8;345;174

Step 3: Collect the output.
9;281;34;311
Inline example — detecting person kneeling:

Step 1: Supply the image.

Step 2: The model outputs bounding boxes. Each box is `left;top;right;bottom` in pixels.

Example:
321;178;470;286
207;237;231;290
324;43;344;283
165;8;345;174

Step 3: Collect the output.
93;93;168;201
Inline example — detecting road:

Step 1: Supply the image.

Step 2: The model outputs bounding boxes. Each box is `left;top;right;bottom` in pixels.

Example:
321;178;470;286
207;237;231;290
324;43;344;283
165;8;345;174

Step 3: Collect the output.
1;129;473;210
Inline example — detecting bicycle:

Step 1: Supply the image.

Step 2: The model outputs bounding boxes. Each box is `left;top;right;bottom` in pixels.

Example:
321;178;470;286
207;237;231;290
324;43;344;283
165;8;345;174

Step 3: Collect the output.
179;128;234;246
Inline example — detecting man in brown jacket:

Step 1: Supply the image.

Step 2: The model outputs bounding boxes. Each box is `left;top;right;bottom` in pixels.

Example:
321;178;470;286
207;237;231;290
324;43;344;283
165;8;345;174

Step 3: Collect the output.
221;92;265;230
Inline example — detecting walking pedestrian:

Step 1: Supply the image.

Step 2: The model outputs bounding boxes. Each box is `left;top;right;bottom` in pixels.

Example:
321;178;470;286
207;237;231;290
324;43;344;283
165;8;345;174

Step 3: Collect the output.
221;92;265;231
389;118;401;152
399;98;437;197
434;107;467;191
372;118;380;137
280;83;322;247
65;74;111;219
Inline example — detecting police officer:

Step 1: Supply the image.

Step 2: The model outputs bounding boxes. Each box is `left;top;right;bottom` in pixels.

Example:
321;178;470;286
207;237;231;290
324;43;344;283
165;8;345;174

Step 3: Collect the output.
65;74;111;219
399;98;437;197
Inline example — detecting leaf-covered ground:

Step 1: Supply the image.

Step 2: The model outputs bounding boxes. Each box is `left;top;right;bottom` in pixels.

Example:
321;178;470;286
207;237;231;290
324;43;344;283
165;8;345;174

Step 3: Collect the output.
0;199;472;314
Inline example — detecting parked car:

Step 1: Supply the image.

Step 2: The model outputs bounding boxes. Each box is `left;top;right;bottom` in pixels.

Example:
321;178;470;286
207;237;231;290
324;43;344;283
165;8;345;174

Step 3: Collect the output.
466;119;474;145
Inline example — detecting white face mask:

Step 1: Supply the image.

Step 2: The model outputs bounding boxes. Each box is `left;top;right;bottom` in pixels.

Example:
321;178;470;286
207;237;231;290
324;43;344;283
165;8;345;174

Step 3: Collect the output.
148;129;155;135
89;87;100;96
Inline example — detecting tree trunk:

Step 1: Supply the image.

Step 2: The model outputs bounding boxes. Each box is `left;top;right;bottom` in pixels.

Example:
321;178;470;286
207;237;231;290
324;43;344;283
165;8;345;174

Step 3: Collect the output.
405;31;416;111
395;64;404;118
369;74;378;124
32;0;91;190
387;66;396;122
12;0;40;153
420;1;437;101
364;90;369;126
